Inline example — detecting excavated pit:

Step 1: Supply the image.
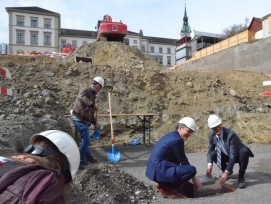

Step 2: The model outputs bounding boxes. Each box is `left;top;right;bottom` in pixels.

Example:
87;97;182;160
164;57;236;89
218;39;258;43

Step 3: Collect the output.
181;175;235;198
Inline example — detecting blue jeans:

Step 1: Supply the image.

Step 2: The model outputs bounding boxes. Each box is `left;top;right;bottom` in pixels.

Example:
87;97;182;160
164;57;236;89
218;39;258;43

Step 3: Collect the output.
72;120;93;165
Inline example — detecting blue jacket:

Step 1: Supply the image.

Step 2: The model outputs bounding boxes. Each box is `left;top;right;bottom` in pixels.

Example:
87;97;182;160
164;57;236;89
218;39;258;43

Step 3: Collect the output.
145;130;190;182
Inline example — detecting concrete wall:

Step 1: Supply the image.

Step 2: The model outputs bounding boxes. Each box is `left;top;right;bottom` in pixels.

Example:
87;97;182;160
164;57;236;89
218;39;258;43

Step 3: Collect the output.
177;36;271;74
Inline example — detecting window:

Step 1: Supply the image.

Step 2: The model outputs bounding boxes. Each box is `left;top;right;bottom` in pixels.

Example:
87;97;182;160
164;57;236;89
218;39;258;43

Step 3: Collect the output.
31;18;38;28
124;38;129;45
153;56;163;64
133;40;137;44
44;32;51;45
159;47;163;54
150;46;154;53
16;16;24;26
72;40;77;48
158;56;163;65
141;45;145;52
31;31;38;44
112;25;118;31
16;30;25;44
17;50;24;54
44;18;51;29
61;39;66;48
167;48;171;54
167;56;171;66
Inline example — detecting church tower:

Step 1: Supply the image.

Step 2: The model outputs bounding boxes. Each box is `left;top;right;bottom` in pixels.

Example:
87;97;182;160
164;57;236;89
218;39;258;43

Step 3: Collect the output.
180;3;191;38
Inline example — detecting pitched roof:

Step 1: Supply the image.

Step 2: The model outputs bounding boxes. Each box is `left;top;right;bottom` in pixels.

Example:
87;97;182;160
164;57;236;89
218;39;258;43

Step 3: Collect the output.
262;13;271;20
60;28;177;44
61;29;97;38
248;17;262;31
144;36;178;44
5;6;60;16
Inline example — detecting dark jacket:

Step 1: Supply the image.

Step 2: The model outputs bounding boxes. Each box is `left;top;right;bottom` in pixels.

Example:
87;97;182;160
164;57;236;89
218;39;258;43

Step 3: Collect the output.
145;130;190;182
72;87;96;125
207;127;254;172
0;164;65;204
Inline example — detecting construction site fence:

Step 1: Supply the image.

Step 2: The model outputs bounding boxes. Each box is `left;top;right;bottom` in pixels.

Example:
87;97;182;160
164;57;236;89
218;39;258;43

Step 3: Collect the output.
182;30;255;64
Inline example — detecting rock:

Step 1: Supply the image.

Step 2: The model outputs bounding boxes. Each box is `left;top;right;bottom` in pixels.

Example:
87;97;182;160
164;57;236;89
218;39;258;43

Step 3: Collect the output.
230;89;237;97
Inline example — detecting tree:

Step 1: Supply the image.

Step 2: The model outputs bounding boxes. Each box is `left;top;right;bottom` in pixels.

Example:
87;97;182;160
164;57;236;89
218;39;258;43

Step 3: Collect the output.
222;18;250;38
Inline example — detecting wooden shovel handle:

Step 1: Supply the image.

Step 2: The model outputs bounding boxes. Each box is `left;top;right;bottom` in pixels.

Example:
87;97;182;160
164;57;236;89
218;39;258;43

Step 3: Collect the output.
108;92;114;142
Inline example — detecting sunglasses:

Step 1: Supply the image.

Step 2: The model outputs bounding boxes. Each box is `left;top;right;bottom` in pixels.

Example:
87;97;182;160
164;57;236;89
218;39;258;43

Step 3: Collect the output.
186;128;194;134
24;145;44;155
24;144;60;157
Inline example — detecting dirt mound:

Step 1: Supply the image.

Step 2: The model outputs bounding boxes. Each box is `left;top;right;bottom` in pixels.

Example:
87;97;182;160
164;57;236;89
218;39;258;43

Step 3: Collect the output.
68;164;156;204
73;41;161;70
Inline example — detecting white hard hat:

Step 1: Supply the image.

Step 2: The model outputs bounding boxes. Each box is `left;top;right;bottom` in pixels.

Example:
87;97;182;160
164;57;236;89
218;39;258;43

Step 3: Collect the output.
178;117;196;132
208;114;222;128
30;130;80;180
93;76;105;88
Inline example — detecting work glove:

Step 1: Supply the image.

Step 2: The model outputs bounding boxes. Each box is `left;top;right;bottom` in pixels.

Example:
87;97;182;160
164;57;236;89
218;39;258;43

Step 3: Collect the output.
94;123;101;131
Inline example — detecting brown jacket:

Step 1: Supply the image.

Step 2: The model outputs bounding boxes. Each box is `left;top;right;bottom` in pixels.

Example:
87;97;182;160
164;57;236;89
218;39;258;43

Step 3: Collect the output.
72;87;96;125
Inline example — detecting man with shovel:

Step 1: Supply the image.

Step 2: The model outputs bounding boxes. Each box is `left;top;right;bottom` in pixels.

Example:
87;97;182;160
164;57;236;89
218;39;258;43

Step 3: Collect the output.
205;114;254;188
145;117;201;199
71;76;105;170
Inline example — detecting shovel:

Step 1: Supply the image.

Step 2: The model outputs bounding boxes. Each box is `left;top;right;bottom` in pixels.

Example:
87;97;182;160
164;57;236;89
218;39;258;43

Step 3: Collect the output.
92;111;100;140
107;92;121;163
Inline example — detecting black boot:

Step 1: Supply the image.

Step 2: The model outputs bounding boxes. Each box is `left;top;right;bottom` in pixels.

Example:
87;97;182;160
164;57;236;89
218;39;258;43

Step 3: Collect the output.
238;169;246;188
237;177;246;188
87;156;98;163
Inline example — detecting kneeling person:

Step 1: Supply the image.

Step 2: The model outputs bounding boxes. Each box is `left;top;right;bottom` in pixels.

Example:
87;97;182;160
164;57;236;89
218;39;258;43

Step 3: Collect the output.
145;117;201;199
206;114;254;188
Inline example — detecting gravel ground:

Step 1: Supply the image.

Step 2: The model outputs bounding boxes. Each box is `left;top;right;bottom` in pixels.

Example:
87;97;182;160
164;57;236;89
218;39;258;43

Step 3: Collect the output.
87;143;271;204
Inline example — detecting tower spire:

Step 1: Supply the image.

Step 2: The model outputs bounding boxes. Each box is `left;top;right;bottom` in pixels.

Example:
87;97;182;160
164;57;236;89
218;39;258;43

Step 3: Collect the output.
180;2;191;37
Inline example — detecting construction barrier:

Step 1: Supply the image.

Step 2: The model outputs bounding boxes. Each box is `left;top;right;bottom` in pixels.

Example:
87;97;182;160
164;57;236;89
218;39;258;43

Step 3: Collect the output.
0;86;13;96
0;67;11;79
0;67;13;96
261;81;271;97
181;30;255;65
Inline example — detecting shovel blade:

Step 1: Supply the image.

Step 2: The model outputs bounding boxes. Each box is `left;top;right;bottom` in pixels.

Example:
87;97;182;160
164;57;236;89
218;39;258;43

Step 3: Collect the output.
107;151;121;163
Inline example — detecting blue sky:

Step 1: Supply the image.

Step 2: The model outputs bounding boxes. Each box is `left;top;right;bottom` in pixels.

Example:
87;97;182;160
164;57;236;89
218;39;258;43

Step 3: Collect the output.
1;0;271;43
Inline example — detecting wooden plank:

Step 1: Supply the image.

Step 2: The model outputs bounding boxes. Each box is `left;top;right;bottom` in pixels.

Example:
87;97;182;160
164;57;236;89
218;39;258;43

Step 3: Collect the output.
98;113;157;117
65;113;156;117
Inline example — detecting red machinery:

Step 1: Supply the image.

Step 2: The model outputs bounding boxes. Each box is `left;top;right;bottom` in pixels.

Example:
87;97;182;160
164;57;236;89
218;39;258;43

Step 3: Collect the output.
62;43;75;54
96;15;128;42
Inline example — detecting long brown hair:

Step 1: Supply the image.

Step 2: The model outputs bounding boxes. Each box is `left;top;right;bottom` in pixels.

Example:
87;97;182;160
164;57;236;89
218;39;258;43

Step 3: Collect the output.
12;136;72;184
